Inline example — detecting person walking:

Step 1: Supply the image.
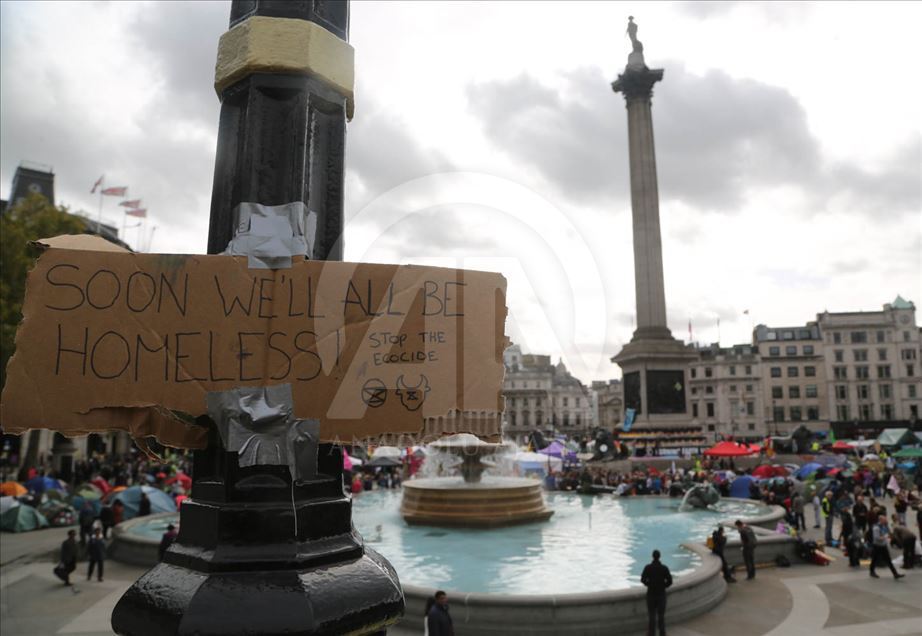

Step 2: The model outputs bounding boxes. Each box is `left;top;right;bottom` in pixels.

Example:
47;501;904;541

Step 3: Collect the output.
78;501;95;545
853;495;869;535
99;504;115;539
711;526;736;582
870;514;905;580
56;529;78;586
86;527;106;582
812;492;822;528
735;519;758;580
426;590;453;636
890;514;917;570
792;493;806;531
821;491;834;546
641;549;673;636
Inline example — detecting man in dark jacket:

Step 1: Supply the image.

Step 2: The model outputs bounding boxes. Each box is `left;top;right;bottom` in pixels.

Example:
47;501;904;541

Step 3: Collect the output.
426;590;453;636
99;504;115;539
86;527;106;581
641;549;673;636
711;526;736;582
735;519;758;579
853;495;869;534
78;502;95;545
138;492;152;517
158;524;178;561
58;530;78;586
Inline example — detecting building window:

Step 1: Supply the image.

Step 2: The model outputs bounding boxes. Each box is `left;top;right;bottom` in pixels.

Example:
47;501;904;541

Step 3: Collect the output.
771;386;783;399
877;365;891;378
789;386;800;399
691;387;698;395
769;346;780;356
833;333;842;344
803;345;814;355
705;367;713;378
783;331;794;340
879;384;892;400
508;397;516;407
707;424;715;432
746;401;755;415
771;367;782;378
563;397;568;407
804;366;816;377
857;385;870;400
909;385;918;399
691;368;697;378
729;365;736;376
908;364;915;377
878;348;888;361
706;403;715;417
876;330;885;343
855;366;870;379
773;407;785;422
851;331;868;344
748;422;755;431
881;404;893;420
854;349;868;362
834;350;844;362
786;345;797;356
836;404;849;421
905;331;912;342
805;384;818;398
787;366;799;377
834;366;847;380
807;406;819;420
790;407;802;421
692;403;699;418
730;384;738;392
859;404;871;420
745;365;752;375
746;384;754;392
835;385;848;400
705;386;714;395
902;349;918;360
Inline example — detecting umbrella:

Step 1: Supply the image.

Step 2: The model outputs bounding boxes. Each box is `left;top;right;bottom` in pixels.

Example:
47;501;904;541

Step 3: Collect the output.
24;476;65;494
826;467;842;477
794;462;823;479
371;446;402;458
830;440;856;454
0;482;27;497
703;441;755;457
893;447;922;458
752;465;789;479
1;505;49;532
366;456;402;468
165;473;192;490
109;485;177;519
729;475;758;498
90;477;111;494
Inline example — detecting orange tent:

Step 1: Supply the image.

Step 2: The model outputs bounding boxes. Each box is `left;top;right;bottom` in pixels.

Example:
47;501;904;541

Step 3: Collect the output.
0;482;27;497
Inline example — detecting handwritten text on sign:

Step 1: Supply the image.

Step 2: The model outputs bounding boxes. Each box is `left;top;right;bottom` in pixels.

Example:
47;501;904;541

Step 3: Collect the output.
0;245;507;442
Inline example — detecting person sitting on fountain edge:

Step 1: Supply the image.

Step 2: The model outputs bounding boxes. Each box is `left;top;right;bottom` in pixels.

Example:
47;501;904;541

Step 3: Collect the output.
426;590;453;636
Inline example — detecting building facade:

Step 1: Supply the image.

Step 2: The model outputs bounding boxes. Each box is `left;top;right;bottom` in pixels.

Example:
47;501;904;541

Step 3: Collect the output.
688;343;766;441
817;297;922;430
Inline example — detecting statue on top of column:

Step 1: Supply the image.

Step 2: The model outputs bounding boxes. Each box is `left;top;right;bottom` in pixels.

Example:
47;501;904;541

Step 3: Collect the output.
626;16;643;53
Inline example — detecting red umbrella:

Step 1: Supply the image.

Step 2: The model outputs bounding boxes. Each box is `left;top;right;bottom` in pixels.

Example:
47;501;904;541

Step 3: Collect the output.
830;441;855;454
704;441;756;457
826;467;842;476
165;473;192;489
752;464;789;478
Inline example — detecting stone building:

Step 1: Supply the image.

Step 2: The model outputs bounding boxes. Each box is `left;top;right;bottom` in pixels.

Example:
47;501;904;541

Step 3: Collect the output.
502;346;592;443
688;343;765;441
753;322;828;435
817;297;922;432
592;379;624;431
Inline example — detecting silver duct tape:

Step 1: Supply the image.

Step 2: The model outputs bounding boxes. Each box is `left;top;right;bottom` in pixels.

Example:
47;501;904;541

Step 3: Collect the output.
223;201;318;269
206;384;319;481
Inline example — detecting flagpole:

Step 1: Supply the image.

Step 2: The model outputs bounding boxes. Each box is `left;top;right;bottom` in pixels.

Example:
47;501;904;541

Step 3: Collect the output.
97;188;104;228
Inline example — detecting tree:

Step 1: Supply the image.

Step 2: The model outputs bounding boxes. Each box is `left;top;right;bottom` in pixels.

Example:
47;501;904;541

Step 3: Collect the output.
1;194;86;469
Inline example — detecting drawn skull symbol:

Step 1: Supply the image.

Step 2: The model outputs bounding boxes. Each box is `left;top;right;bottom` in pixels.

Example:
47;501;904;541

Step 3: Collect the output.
395;374;430;411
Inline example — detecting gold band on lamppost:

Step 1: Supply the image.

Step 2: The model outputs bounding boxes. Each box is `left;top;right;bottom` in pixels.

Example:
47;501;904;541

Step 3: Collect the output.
214;16;355;118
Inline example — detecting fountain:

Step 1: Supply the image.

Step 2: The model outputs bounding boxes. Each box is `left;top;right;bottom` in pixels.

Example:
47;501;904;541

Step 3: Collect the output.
400;433;553;527
679;484;721;511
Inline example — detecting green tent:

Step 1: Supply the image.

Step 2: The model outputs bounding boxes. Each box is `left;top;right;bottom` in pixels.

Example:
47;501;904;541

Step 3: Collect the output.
876;428;917;448
893;447;922;458
0;505;49;533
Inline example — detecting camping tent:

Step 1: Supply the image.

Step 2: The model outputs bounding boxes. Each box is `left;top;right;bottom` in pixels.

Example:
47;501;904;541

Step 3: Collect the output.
751;465;788;479
109;486;176;519
38;501;77;527
500;451;562;476
703;441;755;457
830;440;857;454
893;447;922;458
0;496;19;515
794;462;824;479
371;446;402;458
23;476;66;495
877;428;918;448
366;456;402;468
0;482;27;497
729;475;758;498
1;505;49;532
539;441;578;461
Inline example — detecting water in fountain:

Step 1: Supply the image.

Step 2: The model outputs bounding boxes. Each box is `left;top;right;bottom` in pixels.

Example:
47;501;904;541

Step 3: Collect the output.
678;484;721;512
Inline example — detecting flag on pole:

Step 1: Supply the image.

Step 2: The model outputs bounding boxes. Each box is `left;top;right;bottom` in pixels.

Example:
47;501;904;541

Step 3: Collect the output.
119;199;142;208
126;208;147;218
90;175;104;193
743;309;750;315
688;319;692;341
102;186;128;196
623;408;636;432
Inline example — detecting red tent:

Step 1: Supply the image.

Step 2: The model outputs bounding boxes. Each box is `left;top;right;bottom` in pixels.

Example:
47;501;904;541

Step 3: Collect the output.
752;464;789;478
704;441;756;457
830;440;855;454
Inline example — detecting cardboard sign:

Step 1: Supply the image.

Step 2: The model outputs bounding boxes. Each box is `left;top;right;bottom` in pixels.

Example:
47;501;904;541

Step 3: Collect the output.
1;236;507;447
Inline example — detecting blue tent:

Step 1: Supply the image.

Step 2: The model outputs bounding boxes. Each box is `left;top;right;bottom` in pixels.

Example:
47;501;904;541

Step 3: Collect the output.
729;475;758;499
24;476;66;495
110;486;176;519
795;462;823;479
1;505;49;532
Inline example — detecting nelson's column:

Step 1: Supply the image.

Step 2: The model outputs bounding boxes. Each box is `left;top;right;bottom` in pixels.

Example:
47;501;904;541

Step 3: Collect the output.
611;18;697;433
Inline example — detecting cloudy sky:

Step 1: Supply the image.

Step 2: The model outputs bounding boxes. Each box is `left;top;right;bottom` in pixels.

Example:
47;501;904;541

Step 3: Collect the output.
1;1;920;384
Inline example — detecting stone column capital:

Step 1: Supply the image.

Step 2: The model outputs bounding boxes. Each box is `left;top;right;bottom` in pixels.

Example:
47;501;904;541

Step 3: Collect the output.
612;67;664;102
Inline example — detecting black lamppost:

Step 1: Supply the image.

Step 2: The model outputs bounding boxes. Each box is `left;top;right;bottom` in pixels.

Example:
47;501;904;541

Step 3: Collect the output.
111;2;404;633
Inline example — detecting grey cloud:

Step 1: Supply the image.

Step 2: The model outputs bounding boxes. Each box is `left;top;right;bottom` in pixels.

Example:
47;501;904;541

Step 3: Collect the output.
465;65;920;217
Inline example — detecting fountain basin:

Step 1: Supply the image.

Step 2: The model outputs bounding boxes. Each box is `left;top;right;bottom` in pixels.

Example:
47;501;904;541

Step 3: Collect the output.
401;477;553;528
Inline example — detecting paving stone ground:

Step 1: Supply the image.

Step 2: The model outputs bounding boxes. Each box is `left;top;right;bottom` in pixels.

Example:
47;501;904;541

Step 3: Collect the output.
2;502;920;635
